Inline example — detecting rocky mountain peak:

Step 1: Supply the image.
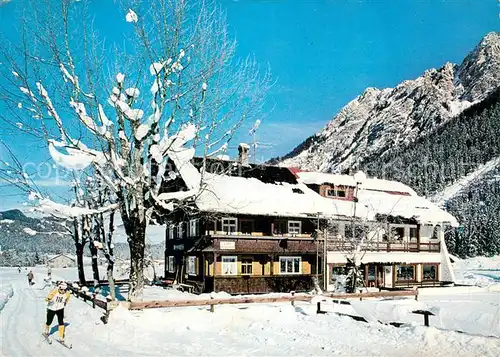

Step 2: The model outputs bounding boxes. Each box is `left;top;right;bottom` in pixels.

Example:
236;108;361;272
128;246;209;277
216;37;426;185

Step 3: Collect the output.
279;32;500;173
457;32;500;102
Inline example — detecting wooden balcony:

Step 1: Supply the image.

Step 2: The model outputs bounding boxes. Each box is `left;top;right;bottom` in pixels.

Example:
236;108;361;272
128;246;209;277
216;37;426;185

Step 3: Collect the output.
206;230;314;239
326;240;440;253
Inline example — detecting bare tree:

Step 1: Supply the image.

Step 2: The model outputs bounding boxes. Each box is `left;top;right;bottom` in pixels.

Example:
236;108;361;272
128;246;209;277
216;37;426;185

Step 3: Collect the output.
0;142;117;285
0;0;271;300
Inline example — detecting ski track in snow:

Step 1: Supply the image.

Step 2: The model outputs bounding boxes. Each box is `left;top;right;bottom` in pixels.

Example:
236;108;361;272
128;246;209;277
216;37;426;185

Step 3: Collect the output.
0;269;130;357
1;267;500;356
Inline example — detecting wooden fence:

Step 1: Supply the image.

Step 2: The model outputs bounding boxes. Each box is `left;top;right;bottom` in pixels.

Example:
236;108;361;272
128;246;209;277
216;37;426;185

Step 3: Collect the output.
68;284;108;310
322;290;418;300
76;279;130;287
65;284;431;327
128;290;418;311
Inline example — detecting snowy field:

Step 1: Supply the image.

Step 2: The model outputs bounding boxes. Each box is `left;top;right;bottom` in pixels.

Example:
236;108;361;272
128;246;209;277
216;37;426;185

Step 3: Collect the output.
1;257;499;356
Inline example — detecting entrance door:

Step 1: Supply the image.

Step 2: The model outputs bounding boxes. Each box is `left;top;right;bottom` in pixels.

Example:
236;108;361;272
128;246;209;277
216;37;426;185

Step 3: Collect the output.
367;264;376;287
376;266;384;287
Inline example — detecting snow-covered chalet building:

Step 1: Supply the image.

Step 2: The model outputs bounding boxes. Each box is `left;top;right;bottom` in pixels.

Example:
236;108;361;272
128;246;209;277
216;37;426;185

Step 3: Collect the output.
162;144;458;294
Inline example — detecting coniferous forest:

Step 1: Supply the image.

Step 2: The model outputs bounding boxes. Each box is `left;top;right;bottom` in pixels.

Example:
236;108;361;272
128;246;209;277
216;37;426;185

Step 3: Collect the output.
356;89;500;257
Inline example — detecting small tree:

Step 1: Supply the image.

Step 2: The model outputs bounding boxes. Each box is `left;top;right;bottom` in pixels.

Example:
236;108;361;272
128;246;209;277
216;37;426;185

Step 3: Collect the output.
34;250;41;265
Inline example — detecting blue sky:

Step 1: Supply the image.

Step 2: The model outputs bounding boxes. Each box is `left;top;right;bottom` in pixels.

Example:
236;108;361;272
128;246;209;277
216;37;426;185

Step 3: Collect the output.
0;0;498;210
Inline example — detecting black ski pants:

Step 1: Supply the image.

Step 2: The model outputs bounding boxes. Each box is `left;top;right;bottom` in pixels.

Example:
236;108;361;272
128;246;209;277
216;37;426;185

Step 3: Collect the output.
46;309;64;326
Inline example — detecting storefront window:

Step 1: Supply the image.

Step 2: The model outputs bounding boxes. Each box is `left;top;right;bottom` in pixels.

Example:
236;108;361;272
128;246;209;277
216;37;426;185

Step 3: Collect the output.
422;265;438;280
396;265;415;281
331;265;347;276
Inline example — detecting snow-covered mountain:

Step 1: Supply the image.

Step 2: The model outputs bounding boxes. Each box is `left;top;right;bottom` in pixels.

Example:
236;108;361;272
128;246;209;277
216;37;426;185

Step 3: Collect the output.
274;32;500;259
0;210;164;266
278;32;500;173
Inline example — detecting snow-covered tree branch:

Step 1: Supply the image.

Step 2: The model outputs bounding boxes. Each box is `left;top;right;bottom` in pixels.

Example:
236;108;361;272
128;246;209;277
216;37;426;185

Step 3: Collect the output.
0;0;272;300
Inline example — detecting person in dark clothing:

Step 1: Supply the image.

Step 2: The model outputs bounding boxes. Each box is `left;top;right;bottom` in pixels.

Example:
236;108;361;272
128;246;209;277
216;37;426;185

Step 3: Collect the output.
27;270;34;285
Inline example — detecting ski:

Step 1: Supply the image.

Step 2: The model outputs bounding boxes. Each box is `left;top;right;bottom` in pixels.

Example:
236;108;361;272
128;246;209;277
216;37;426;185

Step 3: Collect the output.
41;333;52;344
56;340;72;349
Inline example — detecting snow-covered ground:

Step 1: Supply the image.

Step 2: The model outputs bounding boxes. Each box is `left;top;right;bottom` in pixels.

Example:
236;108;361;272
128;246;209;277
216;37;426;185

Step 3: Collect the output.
1;257;499;356
453;255;500;286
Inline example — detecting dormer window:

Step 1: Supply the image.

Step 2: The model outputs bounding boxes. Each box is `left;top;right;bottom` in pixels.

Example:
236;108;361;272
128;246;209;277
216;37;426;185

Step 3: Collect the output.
327;188;346;198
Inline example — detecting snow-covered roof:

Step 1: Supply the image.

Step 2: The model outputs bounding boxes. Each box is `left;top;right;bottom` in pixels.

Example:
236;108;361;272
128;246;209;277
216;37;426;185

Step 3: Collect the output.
193;172;457;226
295;171;357;187
357;190;458;226
296;171;417;195
361;178;417;196
292;170;455;225
196;173;362;219
46;253;76;262
164;145;457;225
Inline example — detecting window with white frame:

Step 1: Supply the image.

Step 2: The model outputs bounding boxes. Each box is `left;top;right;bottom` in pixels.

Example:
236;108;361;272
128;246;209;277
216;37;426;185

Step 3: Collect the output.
168;225;174;240
187;256;197;275
177;222;184;239
241;258;253;275
189;219;199;237
288;220;302;235
279;256;301;274
168;256;175;273
222;218;237;234
221;256;237;275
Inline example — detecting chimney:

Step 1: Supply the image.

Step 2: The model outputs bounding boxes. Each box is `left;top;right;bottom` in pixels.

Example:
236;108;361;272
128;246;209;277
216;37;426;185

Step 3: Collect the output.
238;143;250;166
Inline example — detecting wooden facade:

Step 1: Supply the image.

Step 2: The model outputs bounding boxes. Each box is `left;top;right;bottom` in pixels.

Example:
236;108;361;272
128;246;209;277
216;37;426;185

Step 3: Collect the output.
161;153;456;294
164;215;323;294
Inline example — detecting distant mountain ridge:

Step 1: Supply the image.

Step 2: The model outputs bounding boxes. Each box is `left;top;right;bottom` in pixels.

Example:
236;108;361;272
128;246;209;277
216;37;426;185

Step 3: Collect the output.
276;32;500;173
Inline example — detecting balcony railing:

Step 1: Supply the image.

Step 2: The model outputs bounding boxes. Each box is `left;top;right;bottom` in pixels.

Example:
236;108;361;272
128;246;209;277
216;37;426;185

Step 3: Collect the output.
206;230;313;239
326;240;440;253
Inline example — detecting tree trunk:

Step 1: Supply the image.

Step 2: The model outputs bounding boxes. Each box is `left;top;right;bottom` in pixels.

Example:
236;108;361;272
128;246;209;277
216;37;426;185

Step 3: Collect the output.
89;241;100;283
85;215;100;284
73;218;86;284
106;211;116;301
75;243;86;284
127;219;146;301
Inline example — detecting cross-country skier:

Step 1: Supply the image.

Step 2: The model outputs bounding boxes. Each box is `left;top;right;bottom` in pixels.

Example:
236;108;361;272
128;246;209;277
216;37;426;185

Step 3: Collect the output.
43;282;71;343
27;270;34;285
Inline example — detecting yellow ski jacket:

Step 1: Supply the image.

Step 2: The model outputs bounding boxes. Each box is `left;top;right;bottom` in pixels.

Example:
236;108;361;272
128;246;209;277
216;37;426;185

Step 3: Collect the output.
46;288;71;311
